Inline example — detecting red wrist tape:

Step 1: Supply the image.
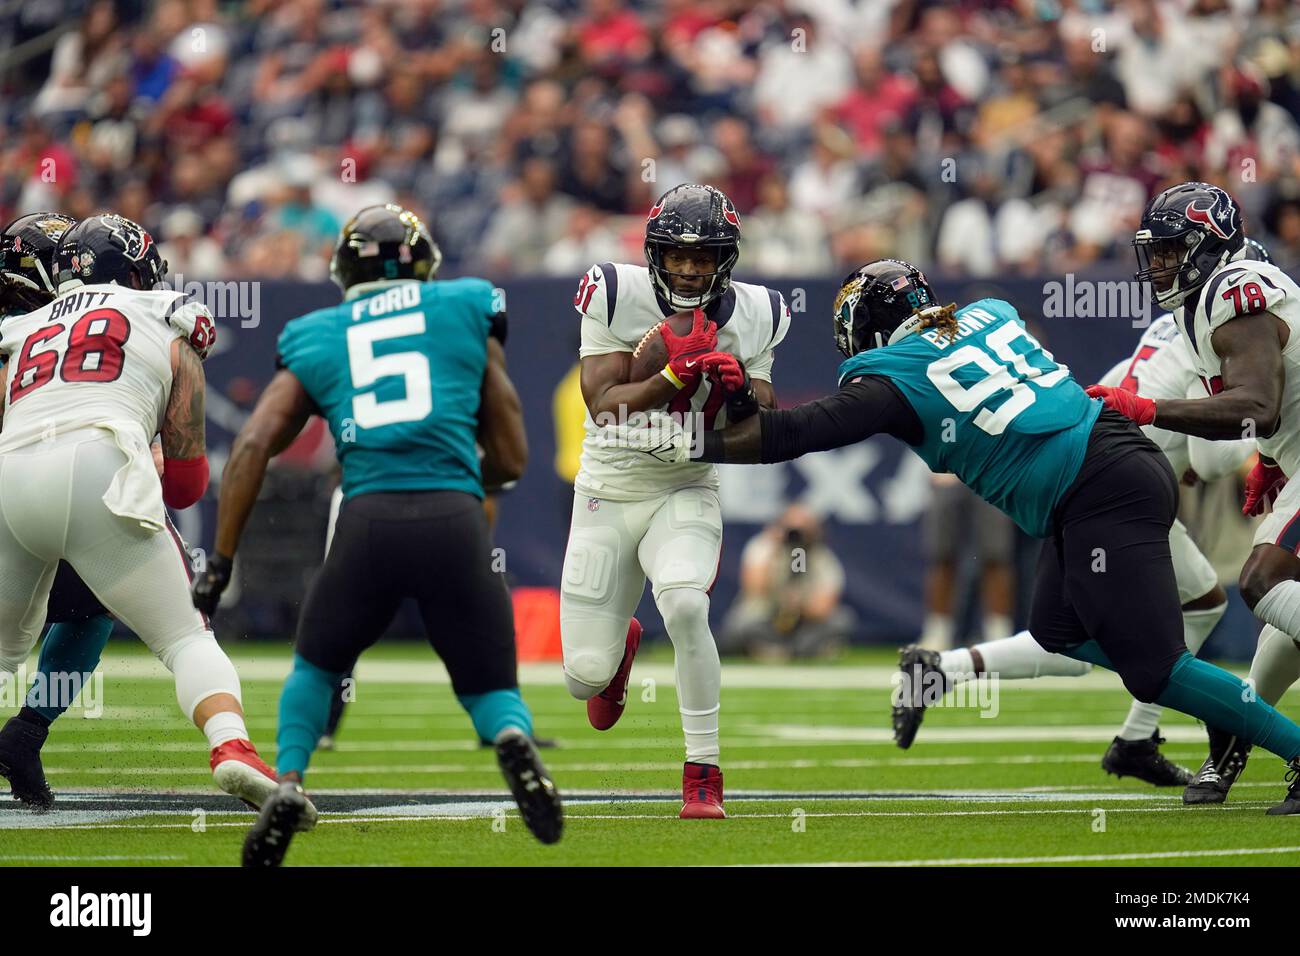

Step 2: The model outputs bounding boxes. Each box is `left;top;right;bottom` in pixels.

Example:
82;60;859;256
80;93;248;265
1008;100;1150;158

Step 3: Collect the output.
162;455;209;509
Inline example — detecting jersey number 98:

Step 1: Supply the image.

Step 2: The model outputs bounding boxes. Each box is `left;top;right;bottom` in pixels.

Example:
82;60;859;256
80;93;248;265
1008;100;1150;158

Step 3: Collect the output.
925;317;1067;435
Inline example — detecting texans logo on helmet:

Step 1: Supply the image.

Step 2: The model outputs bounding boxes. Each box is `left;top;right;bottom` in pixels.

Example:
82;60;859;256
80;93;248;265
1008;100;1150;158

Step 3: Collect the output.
646;201;664;222
1185;200;1235;241
102;215;154;261
722;202;740;228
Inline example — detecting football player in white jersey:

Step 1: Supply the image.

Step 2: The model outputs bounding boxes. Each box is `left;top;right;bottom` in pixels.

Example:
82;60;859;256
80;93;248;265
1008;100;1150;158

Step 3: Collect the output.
562;183;790;817
1091;183;1300;812
0;214;315;825
895;304;1254;799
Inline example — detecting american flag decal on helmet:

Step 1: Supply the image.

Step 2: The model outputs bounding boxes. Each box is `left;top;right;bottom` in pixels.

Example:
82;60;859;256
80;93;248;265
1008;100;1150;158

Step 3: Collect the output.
891;275;911;291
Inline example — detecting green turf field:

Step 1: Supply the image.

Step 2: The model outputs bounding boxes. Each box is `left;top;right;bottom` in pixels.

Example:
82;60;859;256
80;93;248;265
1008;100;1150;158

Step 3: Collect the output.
3;640;1299;867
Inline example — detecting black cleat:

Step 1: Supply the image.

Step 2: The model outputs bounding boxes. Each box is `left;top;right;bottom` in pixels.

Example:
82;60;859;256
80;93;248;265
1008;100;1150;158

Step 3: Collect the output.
241;781;309;867
892;645;947;750
494;729;563;844
0;717;54;810
1101;730;1192;786
1184;728;1251;805
479;734;557;749
1266;758;1300;815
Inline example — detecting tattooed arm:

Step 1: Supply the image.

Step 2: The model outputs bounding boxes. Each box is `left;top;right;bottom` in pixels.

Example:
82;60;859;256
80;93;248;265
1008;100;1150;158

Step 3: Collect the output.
162;339;206;459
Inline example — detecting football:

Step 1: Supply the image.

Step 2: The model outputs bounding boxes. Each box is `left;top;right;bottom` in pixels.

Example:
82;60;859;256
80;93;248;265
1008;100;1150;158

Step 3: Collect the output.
628;310;696;382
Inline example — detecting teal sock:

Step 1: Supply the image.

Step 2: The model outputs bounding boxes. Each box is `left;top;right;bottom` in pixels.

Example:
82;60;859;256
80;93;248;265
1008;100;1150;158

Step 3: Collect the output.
457;688;533;741
1156;652;1300;761
277;654;346;778
27;616;114;722
1065;642;1300;760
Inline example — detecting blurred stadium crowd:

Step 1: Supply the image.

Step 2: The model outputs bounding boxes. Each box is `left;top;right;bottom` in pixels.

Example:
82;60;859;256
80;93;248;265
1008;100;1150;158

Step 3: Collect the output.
2;0;1299;281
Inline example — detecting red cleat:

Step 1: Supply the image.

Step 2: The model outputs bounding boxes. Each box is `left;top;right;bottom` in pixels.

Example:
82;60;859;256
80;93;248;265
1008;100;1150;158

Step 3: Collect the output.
679;761;726;819
211;739;318;831
587;618;642;731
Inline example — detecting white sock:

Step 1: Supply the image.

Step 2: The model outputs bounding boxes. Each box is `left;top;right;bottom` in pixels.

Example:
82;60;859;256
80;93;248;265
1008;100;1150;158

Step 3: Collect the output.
202;711;248;749
982;613;1013;644
939;648;975;685
919;613;954;651
1254;580;1300;639
975;631;1091;679
1118;701;1162;741
657;588;721;766
1249;624;1300;706
1182;603;1225;656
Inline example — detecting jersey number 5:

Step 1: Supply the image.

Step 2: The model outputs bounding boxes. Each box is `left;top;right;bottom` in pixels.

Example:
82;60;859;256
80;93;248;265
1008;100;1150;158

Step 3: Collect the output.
925;317;1067;435
9;309;131;405
346;312;433;428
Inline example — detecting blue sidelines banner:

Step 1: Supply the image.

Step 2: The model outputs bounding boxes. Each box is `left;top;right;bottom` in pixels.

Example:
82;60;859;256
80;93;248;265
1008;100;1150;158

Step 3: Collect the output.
177;271;1162;642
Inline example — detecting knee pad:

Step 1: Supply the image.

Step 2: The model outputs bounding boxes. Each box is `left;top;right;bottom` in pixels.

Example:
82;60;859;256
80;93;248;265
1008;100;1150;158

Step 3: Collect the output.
166;634;242;719
563;651;618;699
656;587;710;636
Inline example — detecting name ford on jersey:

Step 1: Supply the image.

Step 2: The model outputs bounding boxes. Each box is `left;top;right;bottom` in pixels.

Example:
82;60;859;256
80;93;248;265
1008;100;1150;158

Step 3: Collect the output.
351;282;421;321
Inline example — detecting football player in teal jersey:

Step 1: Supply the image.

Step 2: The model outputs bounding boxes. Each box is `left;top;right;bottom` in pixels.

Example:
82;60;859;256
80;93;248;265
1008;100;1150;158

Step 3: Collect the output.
606;258;1300;813
192;205;563;864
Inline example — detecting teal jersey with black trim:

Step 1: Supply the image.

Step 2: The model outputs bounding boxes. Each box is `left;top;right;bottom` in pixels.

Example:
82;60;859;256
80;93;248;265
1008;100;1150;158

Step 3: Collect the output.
277;278;497;499
837;298;1101;537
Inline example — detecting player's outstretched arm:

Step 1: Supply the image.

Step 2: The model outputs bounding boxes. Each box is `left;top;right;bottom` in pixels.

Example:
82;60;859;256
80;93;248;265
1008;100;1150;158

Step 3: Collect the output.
193;369;314;616
1148;314;1286;441
479;337;528;487
700;377;922;465
213;369;315;559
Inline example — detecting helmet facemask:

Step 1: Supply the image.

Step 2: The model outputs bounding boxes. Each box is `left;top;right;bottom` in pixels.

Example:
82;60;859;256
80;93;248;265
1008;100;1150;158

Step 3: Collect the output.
645;240;737;311
1134;230;1206;309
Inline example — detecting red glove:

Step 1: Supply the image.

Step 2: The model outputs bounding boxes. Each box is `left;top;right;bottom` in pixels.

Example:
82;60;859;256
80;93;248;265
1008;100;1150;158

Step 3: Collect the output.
660;308;718;389
1243;458;1287;516
700;351;745;391
1084;384;1157;427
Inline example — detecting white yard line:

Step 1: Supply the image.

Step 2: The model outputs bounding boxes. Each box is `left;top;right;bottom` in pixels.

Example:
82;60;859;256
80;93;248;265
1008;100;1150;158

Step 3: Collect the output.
68;655;1158;691
15;804;1277;831
757;846;1300;866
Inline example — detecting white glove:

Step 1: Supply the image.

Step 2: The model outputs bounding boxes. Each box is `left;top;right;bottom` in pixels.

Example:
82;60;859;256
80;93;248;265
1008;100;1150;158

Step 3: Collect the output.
593;410;696;464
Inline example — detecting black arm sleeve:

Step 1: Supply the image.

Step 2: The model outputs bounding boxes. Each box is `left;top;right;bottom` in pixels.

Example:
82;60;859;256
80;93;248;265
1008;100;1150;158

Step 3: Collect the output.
488;310;508;345
757;376;923;463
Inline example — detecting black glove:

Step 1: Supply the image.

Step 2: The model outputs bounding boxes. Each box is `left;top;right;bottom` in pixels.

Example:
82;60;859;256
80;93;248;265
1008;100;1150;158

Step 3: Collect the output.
724;369;760;423
192;552;233;617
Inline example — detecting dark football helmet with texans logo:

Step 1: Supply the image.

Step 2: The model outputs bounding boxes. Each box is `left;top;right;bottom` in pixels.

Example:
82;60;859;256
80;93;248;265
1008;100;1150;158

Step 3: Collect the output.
1133;182;1245;310
832;258;938;356
0;213;77;314
644;183;741;310
54;213;168;292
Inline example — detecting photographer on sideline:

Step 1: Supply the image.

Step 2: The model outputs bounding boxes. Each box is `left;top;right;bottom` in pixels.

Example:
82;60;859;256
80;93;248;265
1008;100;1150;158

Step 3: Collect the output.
718;505;854;660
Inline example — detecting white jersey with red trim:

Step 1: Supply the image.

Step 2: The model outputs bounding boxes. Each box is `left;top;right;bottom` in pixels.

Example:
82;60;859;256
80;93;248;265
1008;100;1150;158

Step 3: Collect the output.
1172;257;1300;477
0;284;215;455
573;261;790;501
1101;315;1201;476
1102;312;1253;480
